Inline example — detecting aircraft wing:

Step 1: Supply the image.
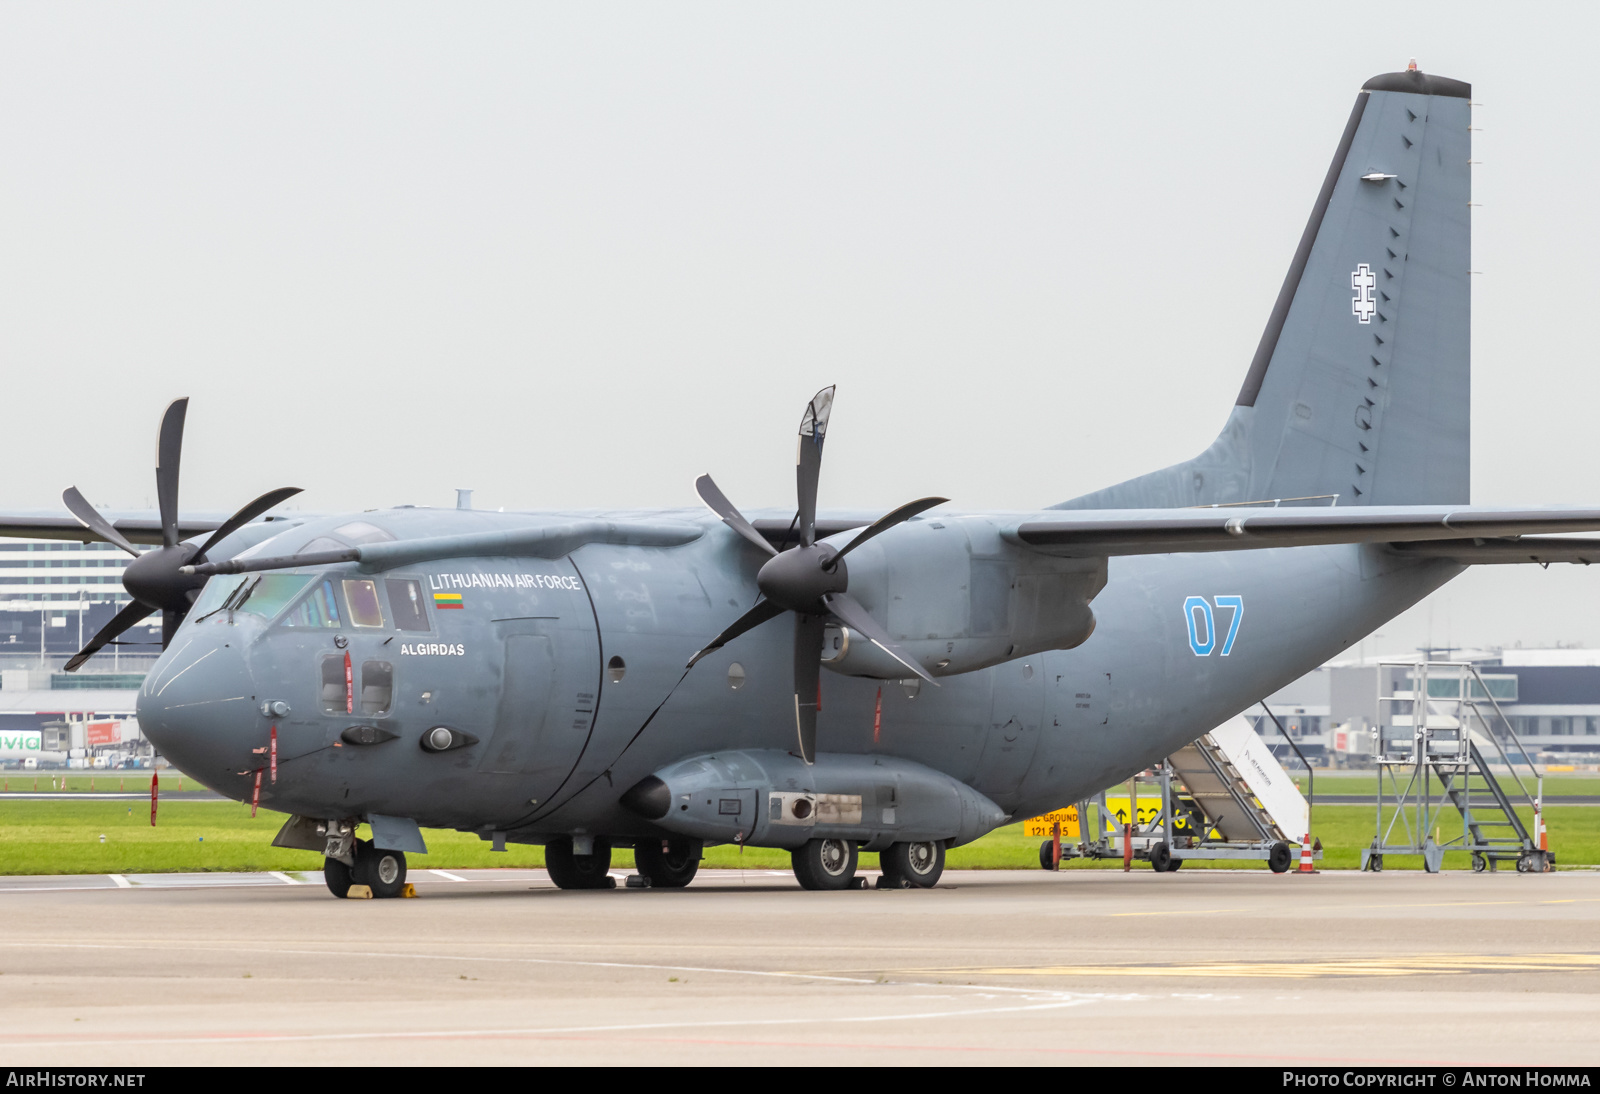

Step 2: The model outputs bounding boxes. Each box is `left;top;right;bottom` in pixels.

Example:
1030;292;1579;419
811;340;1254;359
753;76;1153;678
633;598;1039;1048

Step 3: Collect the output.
0;510;228;545
1011;507;1600;559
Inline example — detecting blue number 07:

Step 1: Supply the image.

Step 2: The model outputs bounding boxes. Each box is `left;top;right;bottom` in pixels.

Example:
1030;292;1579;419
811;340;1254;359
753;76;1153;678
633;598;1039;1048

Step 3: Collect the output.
1184;595;1243;657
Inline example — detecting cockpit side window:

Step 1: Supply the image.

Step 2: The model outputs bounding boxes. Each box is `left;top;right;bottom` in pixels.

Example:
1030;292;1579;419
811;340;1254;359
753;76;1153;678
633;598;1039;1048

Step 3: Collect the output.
385;579;430;632
342;580;384;628
284;581;341;628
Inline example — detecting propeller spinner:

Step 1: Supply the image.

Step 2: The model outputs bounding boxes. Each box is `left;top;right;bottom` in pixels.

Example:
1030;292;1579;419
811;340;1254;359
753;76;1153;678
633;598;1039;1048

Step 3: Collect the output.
61;398;301;671
689;386;946;763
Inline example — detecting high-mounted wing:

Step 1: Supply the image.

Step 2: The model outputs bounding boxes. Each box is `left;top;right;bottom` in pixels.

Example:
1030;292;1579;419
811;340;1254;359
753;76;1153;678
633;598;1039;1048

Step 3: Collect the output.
1012;507;1600;557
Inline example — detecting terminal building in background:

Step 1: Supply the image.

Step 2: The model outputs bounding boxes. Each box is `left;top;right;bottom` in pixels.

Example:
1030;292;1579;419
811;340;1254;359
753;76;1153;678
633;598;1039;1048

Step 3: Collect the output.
0;538;153;766
1251;648;1600;766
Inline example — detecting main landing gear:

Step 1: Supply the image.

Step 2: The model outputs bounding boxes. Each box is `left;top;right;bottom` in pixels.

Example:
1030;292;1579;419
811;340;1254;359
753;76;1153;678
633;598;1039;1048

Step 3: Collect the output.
324;839;408;899
634;838;702;888
545;836;616;889
788;838;947;890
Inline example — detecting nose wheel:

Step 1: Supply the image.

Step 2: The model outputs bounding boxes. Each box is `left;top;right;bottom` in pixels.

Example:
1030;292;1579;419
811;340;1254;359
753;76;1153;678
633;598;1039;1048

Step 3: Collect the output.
325;839;408;899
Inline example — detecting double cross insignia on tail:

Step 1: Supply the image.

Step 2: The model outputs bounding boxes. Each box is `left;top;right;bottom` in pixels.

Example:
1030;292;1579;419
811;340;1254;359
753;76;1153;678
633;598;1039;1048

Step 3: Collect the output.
1351;263;1377;323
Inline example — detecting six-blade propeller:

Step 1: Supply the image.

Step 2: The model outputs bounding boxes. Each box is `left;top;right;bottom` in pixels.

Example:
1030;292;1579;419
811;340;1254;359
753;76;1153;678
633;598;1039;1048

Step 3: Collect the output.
61;398;301;671
689;386;946;763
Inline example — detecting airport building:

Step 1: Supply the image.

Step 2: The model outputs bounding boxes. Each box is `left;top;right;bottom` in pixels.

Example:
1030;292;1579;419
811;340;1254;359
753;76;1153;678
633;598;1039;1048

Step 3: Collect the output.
0;538;154;766
1252;648;1600;765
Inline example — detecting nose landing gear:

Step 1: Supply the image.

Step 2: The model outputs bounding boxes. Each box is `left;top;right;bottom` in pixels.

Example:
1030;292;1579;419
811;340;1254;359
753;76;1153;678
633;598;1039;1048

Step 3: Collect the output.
324;839;408;899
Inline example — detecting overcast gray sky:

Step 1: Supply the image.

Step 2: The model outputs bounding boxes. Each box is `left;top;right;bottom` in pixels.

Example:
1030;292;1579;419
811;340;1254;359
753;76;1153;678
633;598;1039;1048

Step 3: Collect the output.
1;3;1596;653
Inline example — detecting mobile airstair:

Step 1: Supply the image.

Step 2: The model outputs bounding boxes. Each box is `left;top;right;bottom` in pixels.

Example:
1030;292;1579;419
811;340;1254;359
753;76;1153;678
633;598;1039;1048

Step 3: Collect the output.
1361;661;1551;874
1040;704;1317;874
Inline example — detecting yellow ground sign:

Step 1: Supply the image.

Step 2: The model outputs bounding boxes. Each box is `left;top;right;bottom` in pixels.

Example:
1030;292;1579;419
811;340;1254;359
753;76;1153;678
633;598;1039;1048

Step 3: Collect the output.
1022;807;1080;839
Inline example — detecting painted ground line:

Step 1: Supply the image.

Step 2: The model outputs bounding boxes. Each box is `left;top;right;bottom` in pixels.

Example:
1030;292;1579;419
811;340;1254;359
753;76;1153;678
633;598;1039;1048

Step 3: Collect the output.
430;870;469;882
107;874;131;889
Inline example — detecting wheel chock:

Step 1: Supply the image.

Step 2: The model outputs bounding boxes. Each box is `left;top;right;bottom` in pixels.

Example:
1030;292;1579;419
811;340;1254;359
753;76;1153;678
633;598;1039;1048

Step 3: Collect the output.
347;884;374;899
625;874;652;888
401;883;417;898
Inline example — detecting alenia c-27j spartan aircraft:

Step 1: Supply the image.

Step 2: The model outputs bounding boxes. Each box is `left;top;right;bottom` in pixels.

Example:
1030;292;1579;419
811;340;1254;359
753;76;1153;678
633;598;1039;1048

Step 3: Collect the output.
11;65;1597;897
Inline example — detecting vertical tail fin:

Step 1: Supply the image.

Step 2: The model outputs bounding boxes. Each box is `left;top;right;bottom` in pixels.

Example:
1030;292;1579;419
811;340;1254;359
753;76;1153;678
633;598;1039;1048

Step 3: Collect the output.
1060;68;1471;510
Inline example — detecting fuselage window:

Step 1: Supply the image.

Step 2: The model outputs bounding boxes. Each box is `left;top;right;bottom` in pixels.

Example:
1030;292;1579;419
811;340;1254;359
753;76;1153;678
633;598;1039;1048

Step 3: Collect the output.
385;579;430;632
361;661;393;715
285;581;342;628
342;580;385;628
320;655;349;713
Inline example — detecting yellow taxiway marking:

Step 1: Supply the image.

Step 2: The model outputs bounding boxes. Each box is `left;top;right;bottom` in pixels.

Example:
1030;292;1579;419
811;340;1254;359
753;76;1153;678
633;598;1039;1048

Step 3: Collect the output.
873;954;1600;980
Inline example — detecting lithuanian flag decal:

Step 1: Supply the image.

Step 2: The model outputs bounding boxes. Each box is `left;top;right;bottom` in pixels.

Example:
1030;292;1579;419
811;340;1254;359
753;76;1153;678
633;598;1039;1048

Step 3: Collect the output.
433;592;464;610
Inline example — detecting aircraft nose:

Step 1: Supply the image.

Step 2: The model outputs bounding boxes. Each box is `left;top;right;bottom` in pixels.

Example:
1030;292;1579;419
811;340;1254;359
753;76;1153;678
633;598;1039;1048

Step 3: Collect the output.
137;624;263;796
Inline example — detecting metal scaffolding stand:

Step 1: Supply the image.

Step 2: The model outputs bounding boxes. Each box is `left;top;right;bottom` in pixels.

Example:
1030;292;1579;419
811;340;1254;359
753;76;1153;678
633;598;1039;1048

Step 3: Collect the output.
1361;660;1551;874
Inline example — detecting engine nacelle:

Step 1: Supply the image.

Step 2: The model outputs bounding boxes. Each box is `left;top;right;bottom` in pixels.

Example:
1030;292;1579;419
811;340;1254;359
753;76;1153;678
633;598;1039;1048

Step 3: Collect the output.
619;750;1007;851
818;515;1104;679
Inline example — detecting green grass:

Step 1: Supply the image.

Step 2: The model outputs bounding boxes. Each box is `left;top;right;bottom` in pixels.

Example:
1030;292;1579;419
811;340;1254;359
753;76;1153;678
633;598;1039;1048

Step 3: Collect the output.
0;773;199;794
1;798;1596;875
1297;773;1600;799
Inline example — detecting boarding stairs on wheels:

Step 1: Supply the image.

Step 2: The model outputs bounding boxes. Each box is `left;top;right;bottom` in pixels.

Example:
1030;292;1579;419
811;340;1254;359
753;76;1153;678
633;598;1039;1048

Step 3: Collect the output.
1362;661;1549;874
1040;707;1314;874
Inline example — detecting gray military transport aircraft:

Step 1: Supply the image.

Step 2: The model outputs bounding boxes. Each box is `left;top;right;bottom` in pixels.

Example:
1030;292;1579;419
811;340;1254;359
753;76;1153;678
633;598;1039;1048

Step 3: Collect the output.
10;65;1600;898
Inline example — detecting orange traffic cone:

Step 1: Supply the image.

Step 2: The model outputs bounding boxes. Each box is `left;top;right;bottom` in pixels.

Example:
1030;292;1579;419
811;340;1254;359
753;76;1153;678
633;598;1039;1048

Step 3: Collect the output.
1298;833;1316;874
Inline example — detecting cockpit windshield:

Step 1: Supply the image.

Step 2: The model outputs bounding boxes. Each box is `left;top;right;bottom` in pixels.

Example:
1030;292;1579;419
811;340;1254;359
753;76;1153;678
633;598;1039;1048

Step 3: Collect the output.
189;573;315;624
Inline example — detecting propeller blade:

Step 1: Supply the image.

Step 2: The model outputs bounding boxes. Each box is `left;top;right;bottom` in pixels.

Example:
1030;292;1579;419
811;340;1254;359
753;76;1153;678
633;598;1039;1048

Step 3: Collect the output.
156;398;188;549
162;608;185;648
822;592;937;685
795;386;834;547
191;486;303;564
794;613;826;763
686;598;786;669
834;496;950;561
64;600;158;672
694;475;778;557
61;487;140;558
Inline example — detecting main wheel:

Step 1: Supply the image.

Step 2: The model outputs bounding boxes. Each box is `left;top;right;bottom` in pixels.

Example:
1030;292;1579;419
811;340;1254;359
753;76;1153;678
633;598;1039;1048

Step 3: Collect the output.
324;854;354;898
633;838;701;888
881;840;945;888
792;838;858;890
353;839;407;899
545;836;614;889
1268;841;1293;874
1149;842;1172;873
